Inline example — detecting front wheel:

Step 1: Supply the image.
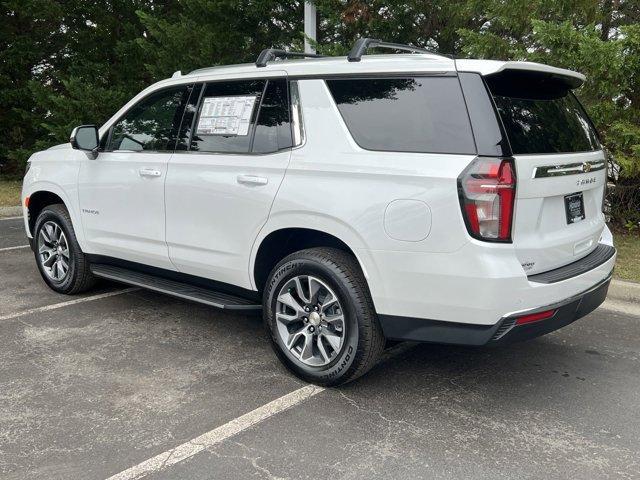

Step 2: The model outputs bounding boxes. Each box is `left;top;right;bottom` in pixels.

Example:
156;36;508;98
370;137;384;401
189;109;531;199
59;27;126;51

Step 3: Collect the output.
33;204;96;294
263;247;385;386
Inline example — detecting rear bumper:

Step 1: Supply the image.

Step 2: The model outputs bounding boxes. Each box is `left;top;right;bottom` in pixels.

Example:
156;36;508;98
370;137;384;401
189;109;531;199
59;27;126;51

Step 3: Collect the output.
379;274;612;346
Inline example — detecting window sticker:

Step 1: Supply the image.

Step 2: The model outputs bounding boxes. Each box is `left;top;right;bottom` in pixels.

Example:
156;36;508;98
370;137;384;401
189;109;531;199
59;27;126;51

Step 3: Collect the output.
196;95;258;136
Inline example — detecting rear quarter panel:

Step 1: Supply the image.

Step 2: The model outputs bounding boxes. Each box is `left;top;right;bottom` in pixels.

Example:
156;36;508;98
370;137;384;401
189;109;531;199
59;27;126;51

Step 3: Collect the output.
257;79;477;311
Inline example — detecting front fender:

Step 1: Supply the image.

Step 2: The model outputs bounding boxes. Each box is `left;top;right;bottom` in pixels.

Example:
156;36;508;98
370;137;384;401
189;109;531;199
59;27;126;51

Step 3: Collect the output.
22;159;84;248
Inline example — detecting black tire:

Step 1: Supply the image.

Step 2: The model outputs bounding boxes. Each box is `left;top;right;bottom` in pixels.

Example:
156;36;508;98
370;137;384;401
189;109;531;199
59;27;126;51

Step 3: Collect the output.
33;204;96;294
263;247;385;386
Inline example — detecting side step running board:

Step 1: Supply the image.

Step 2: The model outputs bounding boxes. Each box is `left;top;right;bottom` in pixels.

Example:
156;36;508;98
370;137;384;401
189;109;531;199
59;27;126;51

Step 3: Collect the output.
90;264;262;311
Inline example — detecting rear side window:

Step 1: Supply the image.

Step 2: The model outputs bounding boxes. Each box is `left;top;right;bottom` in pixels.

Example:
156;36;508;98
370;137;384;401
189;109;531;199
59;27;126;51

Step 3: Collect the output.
252;79;292;153
487;73;600;154
326;77;476;154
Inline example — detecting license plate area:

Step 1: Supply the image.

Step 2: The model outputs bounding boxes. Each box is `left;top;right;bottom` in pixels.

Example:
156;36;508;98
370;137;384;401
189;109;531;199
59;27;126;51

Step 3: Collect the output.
564;192;585;224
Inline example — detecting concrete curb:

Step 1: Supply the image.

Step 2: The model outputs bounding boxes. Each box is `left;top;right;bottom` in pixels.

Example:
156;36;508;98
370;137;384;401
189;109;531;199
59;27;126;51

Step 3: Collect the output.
0;206;21;218
609;279;640;303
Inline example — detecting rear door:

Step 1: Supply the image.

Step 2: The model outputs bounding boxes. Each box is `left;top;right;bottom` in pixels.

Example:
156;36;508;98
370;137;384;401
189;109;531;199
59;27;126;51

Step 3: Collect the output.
165;74;292;288
485;70;606;275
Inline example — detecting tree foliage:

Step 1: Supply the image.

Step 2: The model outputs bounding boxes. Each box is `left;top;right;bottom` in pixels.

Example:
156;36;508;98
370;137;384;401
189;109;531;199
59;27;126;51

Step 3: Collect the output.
1;0;638;202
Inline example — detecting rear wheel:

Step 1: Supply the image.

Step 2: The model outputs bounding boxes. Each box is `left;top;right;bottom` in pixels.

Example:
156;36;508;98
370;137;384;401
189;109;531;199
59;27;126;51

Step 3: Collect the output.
33;204;96;294
263;247;385;386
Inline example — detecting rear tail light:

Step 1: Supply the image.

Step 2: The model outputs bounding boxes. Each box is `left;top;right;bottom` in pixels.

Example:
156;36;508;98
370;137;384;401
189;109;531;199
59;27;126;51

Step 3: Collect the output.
458;157;516;242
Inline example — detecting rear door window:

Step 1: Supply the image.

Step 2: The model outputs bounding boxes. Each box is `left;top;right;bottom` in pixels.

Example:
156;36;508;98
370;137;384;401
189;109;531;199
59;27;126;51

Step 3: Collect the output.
326;76;476;154
189;78;292;154
487;74;600;154
190;80;265;154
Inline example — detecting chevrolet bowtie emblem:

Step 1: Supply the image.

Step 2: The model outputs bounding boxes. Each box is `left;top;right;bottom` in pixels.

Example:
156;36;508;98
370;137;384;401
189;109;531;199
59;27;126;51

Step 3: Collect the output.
582;162;592;173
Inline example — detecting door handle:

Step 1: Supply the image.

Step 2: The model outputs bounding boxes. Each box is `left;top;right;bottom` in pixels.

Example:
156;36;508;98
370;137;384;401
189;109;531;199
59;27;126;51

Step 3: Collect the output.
237;174;268;186
139;168;162;177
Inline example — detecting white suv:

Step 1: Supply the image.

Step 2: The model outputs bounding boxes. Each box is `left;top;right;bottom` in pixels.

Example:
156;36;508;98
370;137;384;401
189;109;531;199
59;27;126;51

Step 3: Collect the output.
22;39;616;385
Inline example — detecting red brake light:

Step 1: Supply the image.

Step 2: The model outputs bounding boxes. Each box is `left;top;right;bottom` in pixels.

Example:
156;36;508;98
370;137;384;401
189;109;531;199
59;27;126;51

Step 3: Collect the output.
458;157;516;242
515;309;556;325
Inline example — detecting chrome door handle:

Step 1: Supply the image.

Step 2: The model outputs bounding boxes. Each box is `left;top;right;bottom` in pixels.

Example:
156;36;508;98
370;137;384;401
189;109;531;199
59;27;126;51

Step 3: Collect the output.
237;174;268;186
139;168;162;177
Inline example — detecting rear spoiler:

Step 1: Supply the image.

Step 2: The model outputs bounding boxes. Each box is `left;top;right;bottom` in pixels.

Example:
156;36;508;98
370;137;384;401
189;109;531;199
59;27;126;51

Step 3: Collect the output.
456;60;585;89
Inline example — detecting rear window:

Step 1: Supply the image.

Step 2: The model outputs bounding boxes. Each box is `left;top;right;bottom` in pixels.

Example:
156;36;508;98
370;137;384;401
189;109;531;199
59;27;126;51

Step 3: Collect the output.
326;77;476;155
487;73;600;154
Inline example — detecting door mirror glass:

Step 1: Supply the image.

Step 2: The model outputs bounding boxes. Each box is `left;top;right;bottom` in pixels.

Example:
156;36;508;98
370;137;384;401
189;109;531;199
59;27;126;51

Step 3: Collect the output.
70;125;99;151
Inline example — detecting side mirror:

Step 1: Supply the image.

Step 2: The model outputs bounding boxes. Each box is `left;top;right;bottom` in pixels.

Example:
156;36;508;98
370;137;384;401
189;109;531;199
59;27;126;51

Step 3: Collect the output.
70;125;99;158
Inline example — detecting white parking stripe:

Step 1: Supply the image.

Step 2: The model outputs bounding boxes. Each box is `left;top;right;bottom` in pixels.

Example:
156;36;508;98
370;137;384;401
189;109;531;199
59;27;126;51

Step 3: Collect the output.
0;216;23;221
0;245;30;252
105;384;325;480
0;288;139;322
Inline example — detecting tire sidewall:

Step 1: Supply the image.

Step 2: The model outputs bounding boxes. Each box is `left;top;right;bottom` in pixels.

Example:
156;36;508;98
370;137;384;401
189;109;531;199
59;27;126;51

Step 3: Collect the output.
33;207;78;293
264;256;361;385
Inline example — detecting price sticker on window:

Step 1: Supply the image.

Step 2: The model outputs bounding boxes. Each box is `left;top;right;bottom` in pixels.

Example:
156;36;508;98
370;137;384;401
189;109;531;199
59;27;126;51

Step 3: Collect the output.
196;96;257;136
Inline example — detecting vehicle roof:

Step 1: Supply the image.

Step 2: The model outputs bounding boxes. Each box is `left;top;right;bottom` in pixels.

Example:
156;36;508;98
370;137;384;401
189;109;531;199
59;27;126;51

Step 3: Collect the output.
182;54;585;87
99;53;585;137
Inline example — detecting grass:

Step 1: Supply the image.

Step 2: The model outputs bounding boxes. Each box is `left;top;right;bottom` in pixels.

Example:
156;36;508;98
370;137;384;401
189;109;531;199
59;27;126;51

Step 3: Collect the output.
613;231;640;283
0;180;21;208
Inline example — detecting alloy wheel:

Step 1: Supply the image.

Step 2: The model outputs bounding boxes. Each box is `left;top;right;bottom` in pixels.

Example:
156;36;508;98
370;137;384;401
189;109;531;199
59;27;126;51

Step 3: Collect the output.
275;275;346;367
37;221;71;282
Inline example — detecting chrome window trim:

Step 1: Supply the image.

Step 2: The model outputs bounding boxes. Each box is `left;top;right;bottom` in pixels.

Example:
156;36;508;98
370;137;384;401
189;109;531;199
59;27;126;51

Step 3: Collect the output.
532;160;605;178
289;80;306;149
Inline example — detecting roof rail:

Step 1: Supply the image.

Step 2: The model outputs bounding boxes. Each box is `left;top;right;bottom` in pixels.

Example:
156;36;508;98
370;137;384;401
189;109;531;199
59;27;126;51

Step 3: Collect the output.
256;49;325;68
347;38;441;62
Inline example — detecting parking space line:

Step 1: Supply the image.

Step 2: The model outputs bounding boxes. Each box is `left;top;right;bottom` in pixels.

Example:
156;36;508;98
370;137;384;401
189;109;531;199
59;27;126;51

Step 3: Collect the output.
105;384;325;480
0;216;22;221
0;288;139;322
0;245;30;252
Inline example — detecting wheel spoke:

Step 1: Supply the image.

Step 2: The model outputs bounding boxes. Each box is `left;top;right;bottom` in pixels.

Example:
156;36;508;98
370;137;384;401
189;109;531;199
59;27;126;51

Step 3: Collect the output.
276;311;298;325
42;252;57;267
286;329;305;350
300;332;314;360
320;294;338;313
321;330;342;352
58;257;69;275
293;277;310;304
308;277;322;304
317;336;331;363
277;292;306;318
41;227;52;245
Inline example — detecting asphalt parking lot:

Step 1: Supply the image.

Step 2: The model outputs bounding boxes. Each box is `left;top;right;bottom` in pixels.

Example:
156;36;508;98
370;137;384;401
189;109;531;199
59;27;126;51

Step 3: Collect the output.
1;216;639;480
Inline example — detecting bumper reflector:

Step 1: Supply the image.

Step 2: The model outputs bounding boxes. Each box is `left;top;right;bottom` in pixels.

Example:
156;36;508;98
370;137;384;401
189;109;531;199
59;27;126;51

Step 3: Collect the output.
515;309;557;325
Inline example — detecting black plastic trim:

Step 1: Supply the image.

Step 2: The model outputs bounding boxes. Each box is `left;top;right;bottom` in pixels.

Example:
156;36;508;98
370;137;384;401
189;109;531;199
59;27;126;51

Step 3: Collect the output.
378;275;611;346
528;244;616;284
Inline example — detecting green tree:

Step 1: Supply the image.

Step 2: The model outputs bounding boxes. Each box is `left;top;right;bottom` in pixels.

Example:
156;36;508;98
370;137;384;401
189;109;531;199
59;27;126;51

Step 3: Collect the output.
136;0;303;78
0;0;169;177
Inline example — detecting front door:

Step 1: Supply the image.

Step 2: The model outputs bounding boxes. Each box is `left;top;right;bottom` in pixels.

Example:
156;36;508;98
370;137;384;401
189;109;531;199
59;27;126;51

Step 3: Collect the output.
78;84;193;269
165;75;292;288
